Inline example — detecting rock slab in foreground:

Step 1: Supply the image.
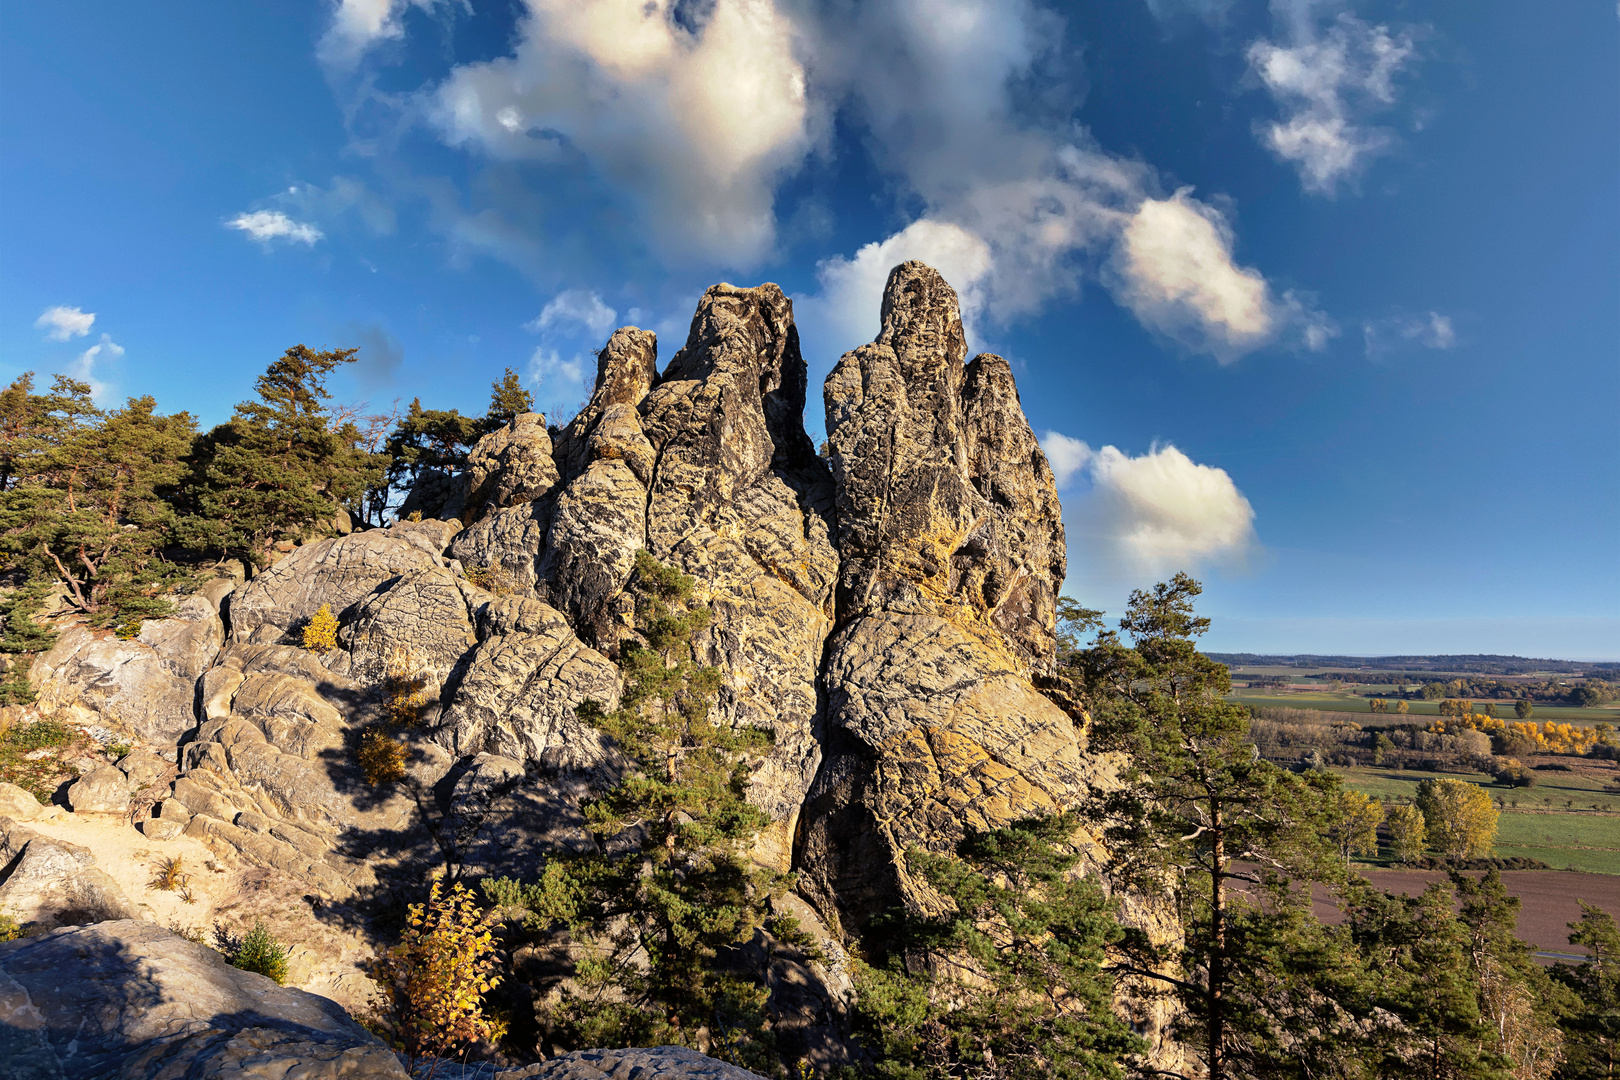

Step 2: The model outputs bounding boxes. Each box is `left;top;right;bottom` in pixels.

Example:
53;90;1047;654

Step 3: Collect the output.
0;919;407;1079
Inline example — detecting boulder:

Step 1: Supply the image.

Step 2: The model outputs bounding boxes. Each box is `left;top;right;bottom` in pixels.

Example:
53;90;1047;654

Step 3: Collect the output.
343;564;478;698
228;530;445;645
435;598;621;769
0;782;40;820
0;920;407;1080
118;751;177;793
28;623;200;745
67;765;133;815
135;593;226;683
463;412;561;522
0;819;139;928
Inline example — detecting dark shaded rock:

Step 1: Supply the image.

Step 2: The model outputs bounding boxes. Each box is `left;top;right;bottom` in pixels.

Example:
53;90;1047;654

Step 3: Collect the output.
0;919;406;1079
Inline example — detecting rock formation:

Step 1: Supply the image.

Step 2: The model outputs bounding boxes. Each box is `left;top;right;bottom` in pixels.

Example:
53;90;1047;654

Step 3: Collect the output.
6;261;1179;1071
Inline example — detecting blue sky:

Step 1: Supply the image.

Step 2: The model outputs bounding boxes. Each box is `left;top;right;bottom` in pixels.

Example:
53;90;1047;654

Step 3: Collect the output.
3;1;1616;658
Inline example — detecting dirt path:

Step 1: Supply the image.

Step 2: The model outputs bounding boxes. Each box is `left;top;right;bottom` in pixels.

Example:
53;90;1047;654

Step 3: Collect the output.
19;808;380;1010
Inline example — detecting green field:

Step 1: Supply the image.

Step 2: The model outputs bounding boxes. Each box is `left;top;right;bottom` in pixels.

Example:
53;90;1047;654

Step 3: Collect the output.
1496;812;1620;875
1229;691;1620;723
1333;765;1620;874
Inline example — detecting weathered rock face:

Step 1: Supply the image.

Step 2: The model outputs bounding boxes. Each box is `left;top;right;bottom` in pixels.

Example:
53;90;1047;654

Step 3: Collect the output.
27;591;223;744
0;920;408;1080
230;529;450;645
0;818;139;929
799;261;1097;933
464;412;562;522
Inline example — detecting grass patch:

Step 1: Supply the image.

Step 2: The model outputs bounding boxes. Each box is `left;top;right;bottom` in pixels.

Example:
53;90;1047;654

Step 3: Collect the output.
1334;764;1619;812
0;718;91;802
1496;812;1620;875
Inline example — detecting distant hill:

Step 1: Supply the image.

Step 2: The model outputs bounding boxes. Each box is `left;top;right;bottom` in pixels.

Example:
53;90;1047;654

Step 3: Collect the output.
1206;653;1620;676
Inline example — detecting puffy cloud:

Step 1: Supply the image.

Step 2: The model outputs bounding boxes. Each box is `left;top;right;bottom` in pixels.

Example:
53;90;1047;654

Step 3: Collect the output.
1247;10;1418;196
526;347;591;418
227;210;325;245
526;289;618;337
1363;310;1457;357
427;0;813;264
35;305;95;341
1044;433;1256;584
1040;430;1094;490
69;333;125;405
799;220;993;361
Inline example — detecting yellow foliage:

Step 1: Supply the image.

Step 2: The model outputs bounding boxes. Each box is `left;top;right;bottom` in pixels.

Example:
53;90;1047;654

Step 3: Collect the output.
368;880;506;1060
302;604;339;652
381;648;427;729
1432;712;1600;755
1386;804;1427;864
358;728;408;786
1330;789;1383;863
1416;777;1498;860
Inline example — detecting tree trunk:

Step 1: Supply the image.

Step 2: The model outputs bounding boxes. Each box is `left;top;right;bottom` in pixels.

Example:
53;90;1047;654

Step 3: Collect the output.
1208;804;1226;1080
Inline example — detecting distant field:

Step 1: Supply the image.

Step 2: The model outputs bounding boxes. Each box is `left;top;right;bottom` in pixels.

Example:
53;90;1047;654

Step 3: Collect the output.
1497;813;1620;876
1229;691;1619;723
1332;764;1620;874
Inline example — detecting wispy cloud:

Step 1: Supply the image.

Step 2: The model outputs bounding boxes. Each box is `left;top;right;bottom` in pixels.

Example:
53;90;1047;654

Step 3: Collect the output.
69;333;125;405
1041;432;1257;588
1247;6;1419;196
1363;310;1457;358
35;305;96;341
227;209;325;246
521;287;620;418
525;289;617;337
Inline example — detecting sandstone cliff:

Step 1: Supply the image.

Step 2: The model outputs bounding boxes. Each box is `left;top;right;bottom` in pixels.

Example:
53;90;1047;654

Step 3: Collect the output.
10;261;1177;1072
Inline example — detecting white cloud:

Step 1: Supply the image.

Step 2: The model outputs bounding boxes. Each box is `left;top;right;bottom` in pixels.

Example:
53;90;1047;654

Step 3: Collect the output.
1247;10;1418;196
801;220;993;360
318;0;444;68
427;0;813;264
1050;435;1257;585
526;289;617;336
227;209;325;245
68;333;125;405
1363;310;1457;357
1040;430;1093;490
35;305;95;341
526;346;591;419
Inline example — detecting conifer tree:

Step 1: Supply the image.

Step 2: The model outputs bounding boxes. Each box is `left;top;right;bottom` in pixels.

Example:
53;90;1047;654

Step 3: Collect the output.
1068;573;1345;1080
486;551;784;1067
177;345;383;565
1554;902;1620;1079
0;376;195;625
853;814;1144;1080
484;367;532;431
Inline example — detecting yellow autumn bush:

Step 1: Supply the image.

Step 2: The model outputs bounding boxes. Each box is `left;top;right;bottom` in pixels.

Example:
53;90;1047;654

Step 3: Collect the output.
302;604;339;652
368;880;506;1060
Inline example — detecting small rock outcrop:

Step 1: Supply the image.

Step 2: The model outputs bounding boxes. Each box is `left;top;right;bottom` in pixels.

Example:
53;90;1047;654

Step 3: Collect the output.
0;817;139;929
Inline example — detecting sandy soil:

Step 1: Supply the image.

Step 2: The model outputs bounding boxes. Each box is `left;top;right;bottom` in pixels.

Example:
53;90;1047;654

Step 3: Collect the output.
19;807;380;1011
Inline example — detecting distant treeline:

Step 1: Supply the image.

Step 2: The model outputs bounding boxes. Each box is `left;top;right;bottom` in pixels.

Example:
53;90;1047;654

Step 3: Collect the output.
1210;652;1619;676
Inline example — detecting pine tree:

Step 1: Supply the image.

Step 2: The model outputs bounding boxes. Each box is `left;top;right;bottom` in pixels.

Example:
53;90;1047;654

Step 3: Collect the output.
853;814;1144;1080
176;345;383;565
1069;574;1346;1080
1554;902;1620;1079
486;551;784;1067
0;377;195;626
484;367;533;431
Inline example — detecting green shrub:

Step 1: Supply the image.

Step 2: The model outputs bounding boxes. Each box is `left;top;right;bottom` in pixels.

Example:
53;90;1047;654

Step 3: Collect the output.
4;719;72;751
232;920;291;984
